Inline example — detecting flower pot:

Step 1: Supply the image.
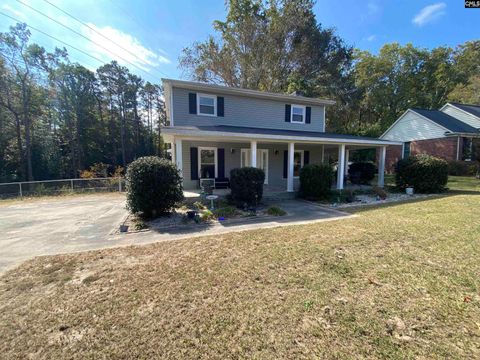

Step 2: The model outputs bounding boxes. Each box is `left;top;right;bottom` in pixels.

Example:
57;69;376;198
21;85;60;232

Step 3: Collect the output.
406;187;414;195
186;210;197;219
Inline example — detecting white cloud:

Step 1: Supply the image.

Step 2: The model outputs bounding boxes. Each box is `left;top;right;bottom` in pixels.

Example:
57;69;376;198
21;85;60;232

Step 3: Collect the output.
412;2;446;26
81;23;171;72
365;35;376;42
2;4;26;19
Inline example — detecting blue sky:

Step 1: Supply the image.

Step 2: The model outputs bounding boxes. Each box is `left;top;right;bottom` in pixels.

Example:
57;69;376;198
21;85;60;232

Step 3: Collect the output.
1;0;478;84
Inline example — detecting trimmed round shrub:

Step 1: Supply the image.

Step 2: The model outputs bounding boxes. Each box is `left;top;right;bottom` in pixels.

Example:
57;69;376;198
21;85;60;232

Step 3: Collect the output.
126;156;183;218
348;161;376;185
230;167;265;207
395;154;448;193
447;160;479;176
299;164;334;200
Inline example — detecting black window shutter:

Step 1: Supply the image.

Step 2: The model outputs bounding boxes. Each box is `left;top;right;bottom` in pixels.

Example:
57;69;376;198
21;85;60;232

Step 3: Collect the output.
190;147;198;180
304;150;310;165
285;104;291;122
218;148;225;179
283;150;288;178
189;93;197;114
217;97;224;117
306;107;311;124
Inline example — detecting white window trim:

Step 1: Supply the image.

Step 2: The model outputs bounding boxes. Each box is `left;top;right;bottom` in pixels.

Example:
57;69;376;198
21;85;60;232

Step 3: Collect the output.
291;104;306;124
293;149;304;178
198;146;218;179
197;93;217;117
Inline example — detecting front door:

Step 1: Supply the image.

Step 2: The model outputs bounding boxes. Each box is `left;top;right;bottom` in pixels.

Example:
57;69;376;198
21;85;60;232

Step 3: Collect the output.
241;149;269;184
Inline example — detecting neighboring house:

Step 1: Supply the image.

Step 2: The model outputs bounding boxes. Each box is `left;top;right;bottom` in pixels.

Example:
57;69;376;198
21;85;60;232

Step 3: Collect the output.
381;103;480;172
161;79;400;192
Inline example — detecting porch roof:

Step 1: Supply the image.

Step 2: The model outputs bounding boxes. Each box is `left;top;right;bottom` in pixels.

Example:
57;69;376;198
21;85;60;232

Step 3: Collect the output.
162;125;402;146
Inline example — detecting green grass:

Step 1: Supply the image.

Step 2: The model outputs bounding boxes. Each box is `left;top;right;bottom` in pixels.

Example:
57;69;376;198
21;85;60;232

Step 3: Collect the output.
382;174;480;192
1;194;480;358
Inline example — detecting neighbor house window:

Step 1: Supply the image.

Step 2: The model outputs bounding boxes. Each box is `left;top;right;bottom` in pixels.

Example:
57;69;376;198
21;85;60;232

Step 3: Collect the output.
197;94;216;116
403;142;410;159
199;147;217;178
294;150;304;177
462;137;473;161
291;105;306;123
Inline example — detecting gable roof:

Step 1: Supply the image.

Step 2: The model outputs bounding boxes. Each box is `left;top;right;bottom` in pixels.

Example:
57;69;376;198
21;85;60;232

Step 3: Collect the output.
448;102;480;119
410;108;479;133
162;78;335;107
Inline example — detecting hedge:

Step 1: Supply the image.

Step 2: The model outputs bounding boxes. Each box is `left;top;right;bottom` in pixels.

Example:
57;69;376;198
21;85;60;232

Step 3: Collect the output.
229;167;265;207
299;164;334;200
126;156;183;218
348;161;376;185
395;154;448;193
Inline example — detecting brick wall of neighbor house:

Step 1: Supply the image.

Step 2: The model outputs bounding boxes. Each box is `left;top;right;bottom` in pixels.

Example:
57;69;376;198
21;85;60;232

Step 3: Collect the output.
410;137;458;161
384;145;403;173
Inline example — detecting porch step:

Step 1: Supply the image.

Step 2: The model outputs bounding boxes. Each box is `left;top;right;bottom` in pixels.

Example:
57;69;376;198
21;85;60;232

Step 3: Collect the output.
263;191;297;201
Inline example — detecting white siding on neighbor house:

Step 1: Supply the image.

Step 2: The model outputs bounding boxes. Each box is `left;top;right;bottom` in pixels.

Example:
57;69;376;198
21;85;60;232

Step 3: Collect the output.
381;111;447;142
181;140;324;190
441;104;480;129
172;87;326;133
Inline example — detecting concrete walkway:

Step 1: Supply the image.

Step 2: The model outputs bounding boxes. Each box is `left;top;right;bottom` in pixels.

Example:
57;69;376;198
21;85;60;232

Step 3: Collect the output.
0;193;353;274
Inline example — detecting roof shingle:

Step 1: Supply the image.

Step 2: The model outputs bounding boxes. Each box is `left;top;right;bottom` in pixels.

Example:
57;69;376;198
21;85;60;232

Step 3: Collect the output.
411;108;479;133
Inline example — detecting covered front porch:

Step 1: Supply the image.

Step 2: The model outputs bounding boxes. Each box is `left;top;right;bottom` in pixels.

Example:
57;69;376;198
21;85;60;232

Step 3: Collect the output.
162;125;401;193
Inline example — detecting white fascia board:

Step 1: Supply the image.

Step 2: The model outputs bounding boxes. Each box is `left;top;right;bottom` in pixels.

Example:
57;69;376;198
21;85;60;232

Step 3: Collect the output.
161;127;402;146
441;103;480;121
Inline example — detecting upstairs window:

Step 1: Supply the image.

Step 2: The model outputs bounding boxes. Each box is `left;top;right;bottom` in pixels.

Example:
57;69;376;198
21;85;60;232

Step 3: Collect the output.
197;94;217;116
291;105;306;123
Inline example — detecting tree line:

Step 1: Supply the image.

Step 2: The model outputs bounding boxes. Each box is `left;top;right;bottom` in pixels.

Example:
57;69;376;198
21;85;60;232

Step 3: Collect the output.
180;0;480;137
1;0;479;182
0;24;166;182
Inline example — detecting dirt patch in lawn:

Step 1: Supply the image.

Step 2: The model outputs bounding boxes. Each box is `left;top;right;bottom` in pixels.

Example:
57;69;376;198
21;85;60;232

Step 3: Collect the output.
1;195;480;359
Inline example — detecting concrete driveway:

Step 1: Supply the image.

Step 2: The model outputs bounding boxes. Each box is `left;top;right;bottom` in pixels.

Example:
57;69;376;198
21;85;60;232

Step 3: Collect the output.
0;193;127;273
0;193;352;274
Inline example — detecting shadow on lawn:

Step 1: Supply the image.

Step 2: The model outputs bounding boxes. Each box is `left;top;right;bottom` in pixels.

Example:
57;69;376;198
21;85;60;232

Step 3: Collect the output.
345;189;480;214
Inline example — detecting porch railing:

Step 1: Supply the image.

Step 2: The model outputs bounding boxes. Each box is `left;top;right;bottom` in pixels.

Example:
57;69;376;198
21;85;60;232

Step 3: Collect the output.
0;177;125;199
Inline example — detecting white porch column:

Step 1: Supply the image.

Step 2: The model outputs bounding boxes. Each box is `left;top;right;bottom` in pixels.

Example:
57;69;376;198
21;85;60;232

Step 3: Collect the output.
337;144;345;190
344;149;350;177
287;142;295;192
378;146;386;187
171;139;176;164
175;138;183;175
250;140;257;167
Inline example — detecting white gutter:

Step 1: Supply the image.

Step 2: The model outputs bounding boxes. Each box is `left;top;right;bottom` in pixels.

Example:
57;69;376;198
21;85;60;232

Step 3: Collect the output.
161;127;402;146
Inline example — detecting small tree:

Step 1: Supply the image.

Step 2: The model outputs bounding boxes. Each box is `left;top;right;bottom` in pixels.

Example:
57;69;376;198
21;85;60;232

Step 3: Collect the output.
299;164;334;200
126;156;183;218
395;154;448;193
230;167;265;207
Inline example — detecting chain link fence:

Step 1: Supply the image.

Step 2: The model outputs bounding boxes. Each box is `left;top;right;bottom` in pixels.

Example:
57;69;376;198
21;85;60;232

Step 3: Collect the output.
0;177;126;199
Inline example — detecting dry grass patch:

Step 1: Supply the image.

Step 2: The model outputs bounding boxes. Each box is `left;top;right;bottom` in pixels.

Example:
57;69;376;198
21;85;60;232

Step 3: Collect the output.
1;195;480;359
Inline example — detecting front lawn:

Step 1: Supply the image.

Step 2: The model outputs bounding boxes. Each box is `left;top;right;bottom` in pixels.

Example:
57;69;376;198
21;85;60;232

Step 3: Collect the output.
1;194;480;358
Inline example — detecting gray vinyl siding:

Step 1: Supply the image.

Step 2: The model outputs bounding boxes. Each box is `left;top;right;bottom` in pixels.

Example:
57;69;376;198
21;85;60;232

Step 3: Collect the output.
381;111;447;142
441;105;480;129
181;140;324;190
172;87;325;133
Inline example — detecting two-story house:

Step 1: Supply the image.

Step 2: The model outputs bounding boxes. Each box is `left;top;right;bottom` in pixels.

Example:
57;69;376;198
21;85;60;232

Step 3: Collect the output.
161;79;400;192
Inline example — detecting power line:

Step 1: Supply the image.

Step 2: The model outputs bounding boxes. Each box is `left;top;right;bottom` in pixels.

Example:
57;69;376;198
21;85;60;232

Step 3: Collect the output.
41;0;170;79
0;11;107;68
15;0;164;82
